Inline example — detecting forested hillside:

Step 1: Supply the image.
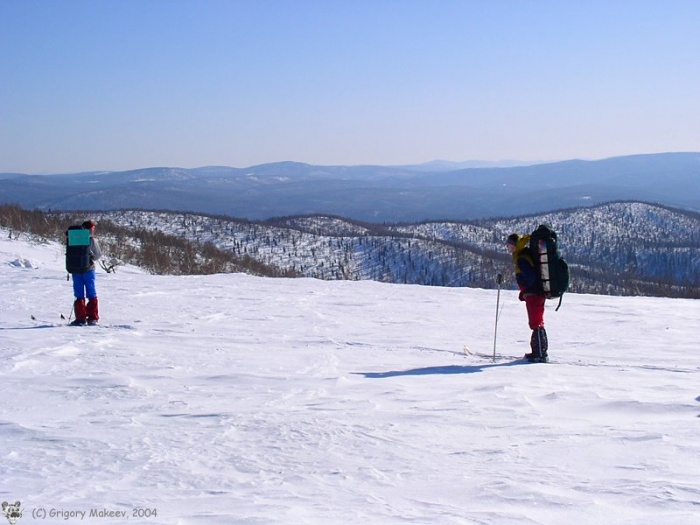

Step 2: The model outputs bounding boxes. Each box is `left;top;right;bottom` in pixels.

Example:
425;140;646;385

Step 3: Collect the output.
394;202;699;296
1;202;697;298
0;205;292;278
94;202;698;298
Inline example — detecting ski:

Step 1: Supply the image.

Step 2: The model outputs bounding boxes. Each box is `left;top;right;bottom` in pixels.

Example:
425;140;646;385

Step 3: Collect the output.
464;346;551;363
29;314;100;328
28;315;63;327
464;346;522;361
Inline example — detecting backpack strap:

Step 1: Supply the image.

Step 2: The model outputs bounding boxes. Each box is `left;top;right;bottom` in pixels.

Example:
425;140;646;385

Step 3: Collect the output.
555;295;563;311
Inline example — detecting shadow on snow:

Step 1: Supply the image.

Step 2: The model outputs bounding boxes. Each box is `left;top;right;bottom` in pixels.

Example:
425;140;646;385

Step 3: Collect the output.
357;360;527;378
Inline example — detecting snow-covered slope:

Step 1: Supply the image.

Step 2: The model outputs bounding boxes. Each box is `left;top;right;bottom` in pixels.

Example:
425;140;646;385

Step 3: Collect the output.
1;230;698;524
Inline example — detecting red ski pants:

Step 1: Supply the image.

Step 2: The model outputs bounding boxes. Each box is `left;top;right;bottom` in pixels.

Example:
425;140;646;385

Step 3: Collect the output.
74;297;99;322
524;294;545;330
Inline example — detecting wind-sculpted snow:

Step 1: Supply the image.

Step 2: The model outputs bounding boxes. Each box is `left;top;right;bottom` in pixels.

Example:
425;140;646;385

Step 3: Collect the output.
1;229;699;524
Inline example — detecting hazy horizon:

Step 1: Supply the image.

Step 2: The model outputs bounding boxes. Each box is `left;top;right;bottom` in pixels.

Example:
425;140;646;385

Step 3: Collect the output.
2;1;699;174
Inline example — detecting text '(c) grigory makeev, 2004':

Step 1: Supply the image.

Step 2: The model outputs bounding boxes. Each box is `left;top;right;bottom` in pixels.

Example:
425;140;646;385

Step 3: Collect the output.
11;504;159;522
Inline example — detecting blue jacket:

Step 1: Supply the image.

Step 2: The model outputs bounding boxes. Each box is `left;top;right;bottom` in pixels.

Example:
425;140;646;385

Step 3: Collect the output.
516;253;540;294
513;235;542;295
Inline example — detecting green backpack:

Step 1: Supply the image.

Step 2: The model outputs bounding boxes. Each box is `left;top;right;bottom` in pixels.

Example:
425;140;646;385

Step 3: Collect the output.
65;225;92;274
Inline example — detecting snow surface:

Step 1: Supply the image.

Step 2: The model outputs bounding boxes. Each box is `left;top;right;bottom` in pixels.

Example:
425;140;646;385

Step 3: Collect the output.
1;230;698;524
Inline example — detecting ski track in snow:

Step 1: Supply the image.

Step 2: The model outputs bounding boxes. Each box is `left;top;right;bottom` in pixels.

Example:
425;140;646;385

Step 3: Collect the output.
1;231;699;524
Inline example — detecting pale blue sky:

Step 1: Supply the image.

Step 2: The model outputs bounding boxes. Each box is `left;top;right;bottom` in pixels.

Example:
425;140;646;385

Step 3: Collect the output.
2;0;699;173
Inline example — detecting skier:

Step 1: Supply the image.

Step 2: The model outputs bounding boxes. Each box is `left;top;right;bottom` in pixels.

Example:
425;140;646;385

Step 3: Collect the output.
507;233;548;362
69;220;102;326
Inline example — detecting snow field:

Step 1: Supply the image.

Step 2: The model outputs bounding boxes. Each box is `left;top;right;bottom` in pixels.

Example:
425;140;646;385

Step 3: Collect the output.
1;231;698;524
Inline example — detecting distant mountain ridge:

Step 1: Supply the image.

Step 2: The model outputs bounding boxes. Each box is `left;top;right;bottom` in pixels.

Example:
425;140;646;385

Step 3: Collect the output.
2;152;699;221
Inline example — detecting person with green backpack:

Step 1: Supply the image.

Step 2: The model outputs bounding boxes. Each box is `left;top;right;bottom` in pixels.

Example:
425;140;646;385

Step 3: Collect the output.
65;220;102;326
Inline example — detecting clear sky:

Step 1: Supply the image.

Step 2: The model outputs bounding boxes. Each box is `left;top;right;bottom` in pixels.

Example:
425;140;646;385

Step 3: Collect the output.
2;0;699;173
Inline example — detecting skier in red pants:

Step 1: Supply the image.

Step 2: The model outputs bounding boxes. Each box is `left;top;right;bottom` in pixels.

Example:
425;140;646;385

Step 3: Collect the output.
507;233;548;362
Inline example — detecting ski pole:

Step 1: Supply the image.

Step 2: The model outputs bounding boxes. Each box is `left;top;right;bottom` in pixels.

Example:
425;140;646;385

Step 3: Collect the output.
493;273;503;361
